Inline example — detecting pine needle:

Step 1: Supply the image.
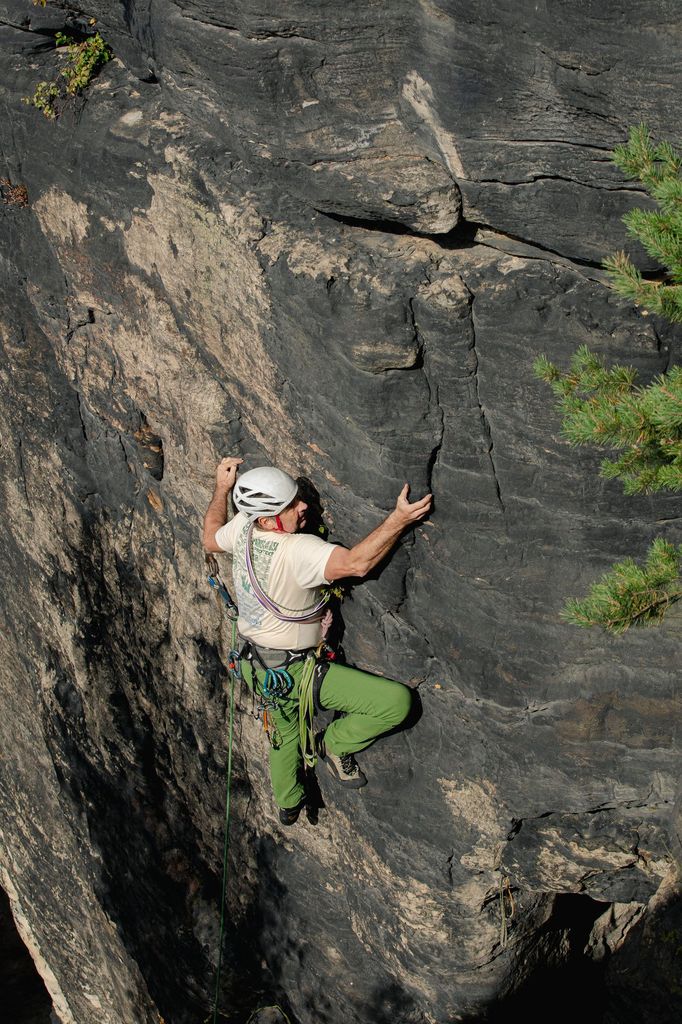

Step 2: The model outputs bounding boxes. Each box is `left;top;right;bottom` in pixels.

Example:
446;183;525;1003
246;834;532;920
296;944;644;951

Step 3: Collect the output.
535;125;682;631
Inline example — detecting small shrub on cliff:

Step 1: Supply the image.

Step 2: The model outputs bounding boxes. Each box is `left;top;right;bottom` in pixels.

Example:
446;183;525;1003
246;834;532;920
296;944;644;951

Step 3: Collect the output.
535;126;682;633
23;80;59;119
58;32;112;94
23;30;112;120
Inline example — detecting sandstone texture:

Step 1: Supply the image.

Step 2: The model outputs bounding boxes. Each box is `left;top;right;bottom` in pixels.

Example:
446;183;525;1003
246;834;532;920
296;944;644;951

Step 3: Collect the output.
0;2;680;1023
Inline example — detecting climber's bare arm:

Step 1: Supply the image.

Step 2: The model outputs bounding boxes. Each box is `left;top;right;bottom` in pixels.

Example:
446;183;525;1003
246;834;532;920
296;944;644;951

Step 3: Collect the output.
324;484;432;582
202;457;243;552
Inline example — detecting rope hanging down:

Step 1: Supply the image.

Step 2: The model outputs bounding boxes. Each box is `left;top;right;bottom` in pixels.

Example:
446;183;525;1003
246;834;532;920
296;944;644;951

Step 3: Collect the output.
211;653;235;1024
203;547;326;1018
205;554;239;1024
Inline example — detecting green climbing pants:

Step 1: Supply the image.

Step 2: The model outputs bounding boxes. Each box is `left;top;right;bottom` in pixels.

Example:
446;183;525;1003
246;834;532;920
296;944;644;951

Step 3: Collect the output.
245;659;412;810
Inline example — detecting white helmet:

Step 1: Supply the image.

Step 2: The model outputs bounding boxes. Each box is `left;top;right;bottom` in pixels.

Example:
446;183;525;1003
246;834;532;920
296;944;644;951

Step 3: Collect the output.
233;466;298;521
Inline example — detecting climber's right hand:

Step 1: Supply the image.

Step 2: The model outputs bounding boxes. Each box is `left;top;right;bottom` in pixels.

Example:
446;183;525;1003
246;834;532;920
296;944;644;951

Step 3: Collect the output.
215;456;243;490
393;483;432;527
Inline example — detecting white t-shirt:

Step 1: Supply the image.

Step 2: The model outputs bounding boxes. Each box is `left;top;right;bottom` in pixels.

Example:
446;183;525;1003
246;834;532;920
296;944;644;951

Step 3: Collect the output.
214;512;338;650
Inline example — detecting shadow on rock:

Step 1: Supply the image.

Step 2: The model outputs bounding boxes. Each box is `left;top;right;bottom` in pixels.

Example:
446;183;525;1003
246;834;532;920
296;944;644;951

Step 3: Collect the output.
601;879;682;1024
363;979;434;1024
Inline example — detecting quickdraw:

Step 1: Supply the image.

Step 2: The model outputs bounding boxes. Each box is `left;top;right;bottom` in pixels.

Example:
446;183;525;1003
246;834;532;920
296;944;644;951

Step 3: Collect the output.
206;553;239;620
259;703;281;748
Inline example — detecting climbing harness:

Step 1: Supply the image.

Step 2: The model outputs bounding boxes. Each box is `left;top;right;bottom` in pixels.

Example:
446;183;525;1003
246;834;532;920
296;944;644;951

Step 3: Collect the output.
245;521;329;623
241;641;303;748
243;649;293;749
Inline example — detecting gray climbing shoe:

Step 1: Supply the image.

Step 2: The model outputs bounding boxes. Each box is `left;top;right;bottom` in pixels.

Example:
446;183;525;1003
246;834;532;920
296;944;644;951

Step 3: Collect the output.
321;745;367;788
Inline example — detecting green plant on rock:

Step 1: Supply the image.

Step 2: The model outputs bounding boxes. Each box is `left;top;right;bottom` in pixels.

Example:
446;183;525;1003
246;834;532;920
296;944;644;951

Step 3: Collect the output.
23;30;112;119
563;538;682;634
533;348;682;495
59;31;112;95
22;79;59;118
535;126;682;633
604;125;682;322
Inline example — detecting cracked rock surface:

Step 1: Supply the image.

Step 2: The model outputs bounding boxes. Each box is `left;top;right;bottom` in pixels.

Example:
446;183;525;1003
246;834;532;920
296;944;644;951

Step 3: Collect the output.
0;2;681;1023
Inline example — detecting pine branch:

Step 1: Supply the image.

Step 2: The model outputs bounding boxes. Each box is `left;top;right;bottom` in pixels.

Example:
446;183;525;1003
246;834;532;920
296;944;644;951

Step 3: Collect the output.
606;125;682;321
563;540;682;634
532;352;682;493
536;126;682;635
612;124;682;189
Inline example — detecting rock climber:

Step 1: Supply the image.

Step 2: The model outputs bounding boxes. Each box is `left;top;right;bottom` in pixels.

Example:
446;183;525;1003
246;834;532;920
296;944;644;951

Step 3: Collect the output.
202;457;432;825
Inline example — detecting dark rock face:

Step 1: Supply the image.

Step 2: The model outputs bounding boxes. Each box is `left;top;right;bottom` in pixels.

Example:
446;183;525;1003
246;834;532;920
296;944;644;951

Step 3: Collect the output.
0;2;680;1023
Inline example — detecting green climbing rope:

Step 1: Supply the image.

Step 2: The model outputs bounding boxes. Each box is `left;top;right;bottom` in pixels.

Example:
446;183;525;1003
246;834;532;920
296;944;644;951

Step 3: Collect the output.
211;616;238;1024
204;583;319;1022
297;648;320;769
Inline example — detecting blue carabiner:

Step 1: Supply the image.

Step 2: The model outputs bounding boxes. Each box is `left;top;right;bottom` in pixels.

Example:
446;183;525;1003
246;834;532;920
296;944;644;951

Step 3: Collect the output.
262;667;294;699
208;573;238;610
227;648;242;680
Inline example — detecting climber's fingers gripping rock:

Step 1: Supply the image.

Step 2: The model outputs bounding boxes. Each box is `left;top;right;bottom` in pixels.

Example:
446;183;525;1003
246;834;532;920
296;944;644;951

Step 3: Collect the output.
216;456;243;490
394;483;432;526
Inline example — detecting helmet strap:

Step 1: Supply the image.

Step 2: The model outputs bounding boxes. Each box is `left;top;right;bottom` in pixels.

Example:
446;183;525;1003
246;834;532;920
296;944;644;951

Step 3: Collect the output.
274;514;285;532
